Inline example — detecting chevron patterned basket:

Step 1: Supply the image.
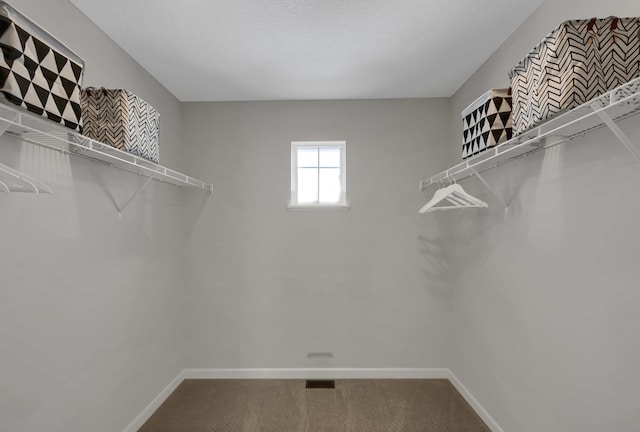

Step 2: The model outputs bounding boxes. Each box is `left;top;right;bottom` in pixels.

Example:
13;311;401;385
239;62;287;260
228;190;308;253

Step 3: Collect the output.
461;88;513;159
81;88;160;163
509;16;640;135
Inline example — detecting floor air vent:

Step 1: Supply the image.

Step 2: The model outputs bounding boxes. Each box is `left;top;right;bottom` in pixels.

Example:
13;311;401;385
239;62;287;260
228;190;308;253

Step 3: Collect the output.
305;380;335;389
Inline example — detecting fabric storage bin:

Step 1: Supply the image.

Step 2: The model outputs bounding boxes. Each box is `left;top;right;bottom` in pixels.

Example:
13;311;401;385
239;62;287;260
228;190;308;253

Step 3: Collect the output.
509;16;640;135
0;1;84;131
461;88;513;159
81;88;160;163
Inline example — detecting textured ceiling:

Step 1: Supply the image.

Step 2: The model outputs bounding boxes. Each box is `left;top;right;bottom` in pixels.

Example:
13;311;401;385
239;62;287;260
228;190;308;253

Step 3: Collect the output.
70;0;542;102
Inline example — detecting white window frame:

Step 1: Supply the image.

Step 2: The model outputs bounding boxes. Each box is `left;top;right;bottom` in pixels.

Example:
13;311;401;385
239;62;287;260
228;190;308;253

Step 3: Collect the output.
289;141;349;210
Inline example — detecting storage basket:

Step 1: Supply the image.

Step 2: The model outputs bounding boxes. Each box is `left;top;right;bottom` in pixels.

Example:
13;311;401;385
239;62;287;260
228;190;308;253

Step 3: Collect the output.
0;1;85;131
461;88;513;159
81;88;160;163
509;16;640;135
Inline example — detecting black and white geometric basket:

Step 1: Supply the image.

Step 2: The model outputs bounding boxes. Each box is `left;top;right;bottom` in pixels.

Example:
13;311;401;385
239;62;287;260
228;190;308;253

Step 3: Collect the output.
461;88;513;159
0;1;84;131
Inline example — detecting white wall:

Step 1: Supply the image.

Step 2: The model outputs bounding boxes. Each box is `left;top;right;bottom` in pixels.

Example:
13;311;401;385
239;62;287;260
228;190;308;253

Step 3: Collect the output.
181;99;454;370
0;1;190;432
448;1;640;431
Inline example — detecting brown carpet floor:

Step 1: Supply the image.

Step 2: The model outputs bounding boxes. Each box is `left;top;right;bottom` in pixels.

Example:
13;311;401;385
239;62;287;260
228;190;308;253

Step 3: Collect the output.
139;379;490;432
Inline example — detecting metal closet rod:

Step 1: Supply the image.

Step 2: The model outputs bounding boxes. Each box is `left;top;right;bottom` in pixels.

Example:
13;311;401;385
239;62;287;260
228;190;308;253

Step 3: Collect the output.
431;133;574;186
10;132;202;191
0;105;212;192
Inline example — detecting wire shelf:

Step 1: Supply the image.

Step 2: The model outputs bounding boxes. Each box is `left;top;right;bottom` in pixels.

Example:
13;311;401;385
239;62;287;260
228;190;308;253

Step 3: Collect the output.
420;76;640;191
0;102;213;192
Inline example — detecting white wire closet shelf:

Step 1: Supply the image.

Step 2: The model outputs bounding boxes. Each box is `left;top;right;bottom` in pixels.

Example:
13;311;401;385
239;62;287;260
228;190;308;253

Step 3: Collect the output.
0;102;212;192
420;76;640;191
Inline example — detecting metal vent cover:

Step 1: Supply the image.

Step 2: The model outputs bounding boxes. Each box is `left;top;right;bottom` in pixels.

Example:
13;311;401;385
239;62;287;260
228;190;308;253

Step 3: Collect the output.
305;380;335;389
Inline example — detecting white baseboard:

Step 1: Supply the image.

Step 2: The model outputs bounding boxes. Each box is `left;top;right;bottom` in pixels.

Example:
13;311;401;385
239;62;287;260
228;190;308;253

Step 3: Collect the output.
121;370;184;432
182;368;449;379
448;370;504;432
123;368;501;432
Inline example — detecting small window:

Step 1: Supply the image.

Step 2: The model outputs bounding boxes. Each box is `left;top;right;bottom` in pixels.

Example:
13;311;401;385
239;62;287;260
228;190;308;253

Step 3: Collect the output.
290;141;348;208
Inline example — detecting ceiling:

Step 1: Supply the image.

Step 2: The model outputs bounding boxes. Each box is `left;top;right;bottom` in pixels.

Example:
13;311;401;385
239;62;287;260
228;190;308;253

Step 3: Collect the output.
70;0;542;102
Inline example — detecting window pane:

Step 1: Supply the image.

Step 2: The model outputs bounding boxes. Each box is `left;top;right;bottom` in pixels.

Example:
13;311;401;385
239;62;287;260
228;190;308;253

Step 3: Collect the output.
319;168;341;203
297;168;318;203
319;147;341;168
297;148;318;168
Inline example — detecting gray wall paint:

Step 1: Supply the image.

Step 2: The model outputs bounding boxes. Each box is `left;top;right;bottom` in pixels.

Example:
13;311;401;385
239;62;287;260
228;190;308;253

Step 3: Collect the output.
449;0;640;431
0;1;189;432
181;99;453;369
3;0;639;431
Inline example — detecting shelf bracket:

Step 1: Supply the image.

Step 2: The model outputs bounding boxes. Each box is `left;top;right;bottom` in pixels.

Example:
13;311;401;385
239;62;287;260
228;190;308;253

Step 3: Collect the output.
590;102;640;161
116;175;154;219
470;167;509;214
0;111;19;136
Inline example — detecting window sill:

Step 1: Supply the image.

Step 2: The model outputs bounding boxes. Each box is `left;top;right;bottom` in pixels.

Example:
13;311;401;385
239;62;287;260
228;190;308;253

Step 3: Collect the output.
287;203;351;211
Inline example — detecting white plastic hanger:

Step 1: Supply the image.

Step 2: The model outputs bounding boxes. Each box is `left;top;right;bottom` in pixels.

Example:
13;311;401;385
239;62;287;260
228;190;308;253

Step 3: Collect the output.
419;178;487;213
0;162;52;194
